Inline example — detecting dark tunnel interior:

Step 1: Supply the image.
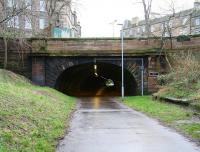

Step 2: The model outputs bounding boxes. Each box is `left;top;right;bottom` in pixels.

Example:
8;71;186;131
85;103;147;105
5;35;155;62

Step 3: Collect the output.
55;63;138;97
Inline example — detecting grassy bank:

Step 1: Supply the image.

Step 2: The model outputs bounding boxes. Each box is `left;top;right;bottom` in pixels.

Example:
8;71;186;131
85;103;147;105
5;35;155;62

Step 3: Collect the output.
124;96;200;141
0;69;76;152
155;52;200;109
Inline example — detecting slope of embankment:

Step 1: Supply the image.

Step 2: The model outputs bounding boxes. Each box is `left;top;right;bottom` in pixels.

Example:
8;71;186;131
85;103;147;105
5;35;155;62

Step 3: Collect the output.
0;69;75;152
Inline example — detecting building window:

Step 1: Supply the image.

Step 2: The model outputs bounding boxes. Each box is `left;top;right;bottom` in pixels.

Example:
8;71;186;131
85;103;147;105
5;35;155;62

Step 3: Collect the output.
182;17;188;25
142;26;145;32
180;28;188;35
168;20;173;28
7;16;19;28
7;0;14;7
130;29;134;36
194;29;200;34
164;32;169;37
151;26;155;32
39;18;45;29
25;17;32;29
161;23;165;31
137;27;140;33
180;29;183;35
40;0;45;11
25;0;32;10
195;18;200;26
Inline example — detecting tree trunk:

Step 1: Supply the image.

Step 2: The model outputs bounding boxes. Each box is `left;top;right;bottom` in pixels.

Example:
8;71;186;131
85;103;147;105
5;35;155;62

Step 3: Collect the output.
142;0;152;43
3;37;8;69
164;51;173;71
160;35;173;71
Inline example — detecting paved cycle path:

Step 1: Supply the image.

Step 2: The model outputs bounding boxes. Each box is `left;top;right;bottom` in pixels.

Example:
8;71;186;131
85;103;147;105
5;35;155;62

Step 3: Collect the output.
57;97;200;152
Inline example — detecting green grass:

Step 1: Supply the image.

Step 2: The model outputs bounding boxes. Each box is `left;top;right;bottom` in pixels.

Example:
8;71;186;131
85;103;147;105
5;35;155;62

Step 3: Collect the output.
155;84;198;99
0;69;76;152
124;96;200;140
178;123;200;139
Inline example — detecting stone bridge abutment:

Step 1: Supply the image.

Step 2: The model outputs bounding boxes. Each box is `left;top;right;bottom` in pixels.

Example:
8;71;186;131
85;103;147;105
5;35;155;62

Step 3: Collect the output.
32;56;148;96
30;38;170;96
1;37;199;96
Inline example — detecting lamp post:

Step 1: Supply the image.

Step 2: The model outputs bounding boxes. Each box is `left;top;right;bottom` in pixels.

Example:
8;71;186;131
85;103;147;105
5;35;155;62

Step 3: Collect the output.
110;20;117;37
117;24;124;100
117;24;144;98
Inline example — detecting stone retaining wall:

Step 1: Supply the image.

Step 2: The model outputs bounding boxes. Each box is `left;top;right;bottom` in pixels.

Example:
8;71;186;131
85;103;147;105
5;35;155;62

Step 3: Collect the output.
0;38;31;78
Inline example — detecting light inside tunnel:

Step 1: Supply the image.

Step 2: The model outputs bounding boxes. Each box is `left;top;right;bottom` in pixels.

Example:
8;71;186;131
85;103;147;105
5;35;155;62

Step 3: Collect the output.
94;64;98;77
55;63;138;97
105;79;114;87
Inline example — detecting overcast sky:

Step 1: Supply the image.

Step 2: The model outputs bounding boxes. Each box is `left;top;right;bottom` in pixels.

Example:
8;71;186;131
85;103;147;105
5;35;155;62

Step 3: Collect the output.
74;0;194;37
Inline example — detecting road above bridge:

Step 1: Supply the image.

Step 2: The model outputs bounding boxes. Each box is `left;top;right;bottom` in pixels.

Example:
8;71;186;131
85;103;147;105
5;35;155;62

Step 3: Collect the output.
56;97;200;152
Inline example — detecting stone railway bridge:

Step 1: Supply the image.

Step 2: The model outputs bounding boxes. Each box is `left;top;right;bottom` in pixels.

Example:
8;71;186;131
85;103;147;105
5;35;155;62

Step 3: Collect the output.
1;37;200;96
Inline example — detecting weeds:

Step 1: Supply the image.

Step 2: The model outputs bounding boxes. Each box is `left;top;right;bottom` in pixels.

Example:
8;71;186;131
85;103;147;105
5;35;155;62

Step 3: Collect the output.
156;52;200;99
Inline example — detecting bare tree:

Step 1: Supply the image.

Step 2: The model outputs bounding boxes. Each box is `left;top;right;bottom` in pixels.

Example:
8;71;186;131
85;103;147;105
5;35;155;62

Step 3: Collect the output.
141;0;153;38
0;0;31;69
158;0;187;70
0;0;31;24
132;0;153;38
0;0;79;68
44;0;72;36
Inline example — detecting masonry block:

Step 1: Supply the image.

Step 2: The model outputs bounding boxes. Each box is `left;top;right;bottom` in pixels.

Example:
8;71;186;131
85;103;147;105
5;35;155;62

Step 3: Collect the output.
32;57;45;86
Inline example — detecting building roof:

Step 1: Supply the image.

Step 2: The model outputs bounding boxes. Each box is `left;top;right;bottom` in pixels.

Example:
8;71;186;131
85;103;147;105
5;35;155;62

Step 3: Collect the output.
126;7;200;28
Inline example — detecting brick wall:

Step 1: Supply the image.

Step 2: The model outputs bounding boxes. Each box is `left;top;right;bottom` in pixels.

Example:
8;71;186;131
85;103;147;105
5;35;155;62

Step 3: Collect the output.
30;37;200;56
31;56;45;85
0;38;32;78
31;38;161;55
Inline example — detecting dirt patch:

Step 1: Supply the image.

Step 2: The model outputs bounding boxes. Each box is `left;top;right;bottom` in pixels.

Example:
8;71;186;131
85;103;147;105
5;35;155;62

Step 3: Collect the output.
32;90;59;101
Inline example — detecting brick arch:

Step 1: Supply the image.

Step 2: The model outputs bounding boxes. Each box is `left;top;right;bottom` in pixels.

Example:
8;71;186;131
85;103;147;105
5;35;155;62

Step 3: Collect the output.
44;56;144;94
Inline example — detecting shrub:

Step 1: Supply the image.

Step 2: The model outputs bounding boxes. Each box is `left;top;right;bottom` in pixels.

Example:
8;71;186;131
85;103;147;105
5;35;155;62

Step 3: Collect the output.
156;52;200;98
158;52;200;87
157;72;175;86
177;35;191;42
172;52;200;85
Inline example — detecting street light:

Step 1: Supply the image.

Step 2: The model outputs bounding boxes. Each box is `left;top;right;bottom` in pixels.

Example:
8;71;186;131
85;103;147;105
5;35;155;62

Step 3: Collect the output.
93;63;114;87
109;20;117;37
117;23;124;100
117;24;144;99
94;64;98;77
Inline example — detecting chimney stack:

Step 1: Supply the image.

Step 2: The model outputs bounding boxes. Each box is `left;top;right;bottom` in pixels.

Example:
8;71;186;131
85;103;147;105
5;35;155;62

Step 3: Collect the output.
131;17;139;25
194;0;200;9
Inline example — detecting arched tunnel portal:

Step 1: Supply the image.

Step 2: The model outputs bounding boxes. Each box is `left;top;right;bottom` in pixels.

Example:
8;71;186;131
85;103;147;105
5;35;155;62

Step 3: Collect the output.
55;62;138;97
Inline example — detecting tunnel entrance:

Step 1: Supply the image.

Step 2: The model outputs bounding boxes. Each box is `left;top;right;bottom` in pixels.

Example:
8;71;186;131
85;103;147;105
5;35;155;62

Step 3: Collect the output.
55;63;138;97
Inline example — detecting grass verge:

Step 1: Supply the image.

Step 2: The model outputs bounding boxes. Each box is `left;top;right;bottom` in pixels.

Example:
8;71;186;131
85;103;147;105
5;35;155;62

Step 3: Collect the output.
124;96;200;141
0;69;76;152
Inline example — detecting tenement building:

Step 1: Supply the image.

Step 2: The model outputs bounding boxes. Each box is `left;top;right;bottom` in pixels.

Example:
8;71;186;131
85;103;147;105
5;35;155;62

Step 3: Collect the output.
123;0;200;38
0;0;81;38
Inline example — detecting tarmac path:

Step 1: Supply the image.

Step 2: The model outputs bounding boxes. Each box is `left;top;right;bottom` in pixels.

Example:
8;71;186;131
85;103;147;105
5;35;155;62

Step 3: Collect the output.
57;97;200;152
